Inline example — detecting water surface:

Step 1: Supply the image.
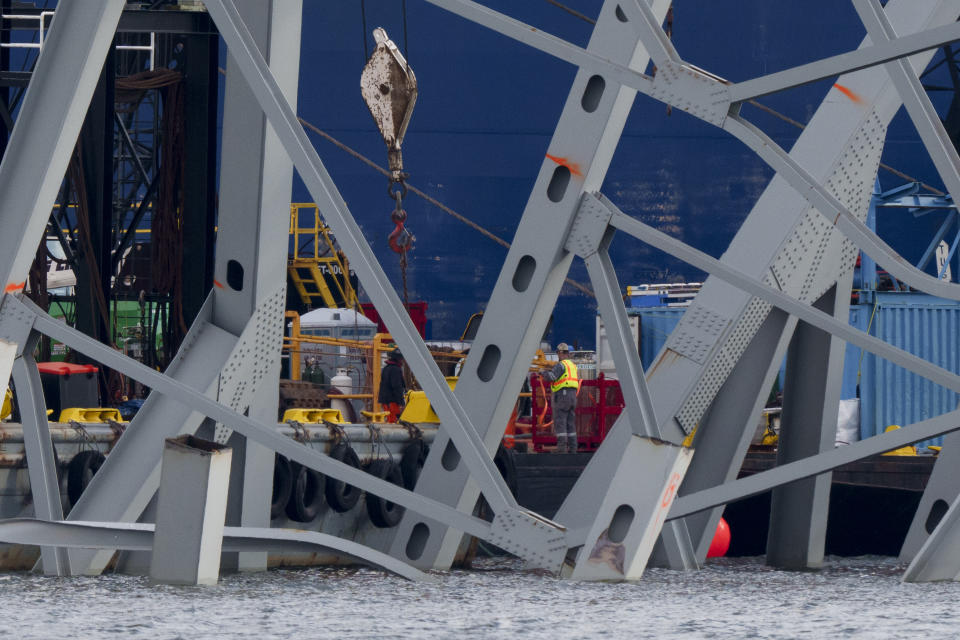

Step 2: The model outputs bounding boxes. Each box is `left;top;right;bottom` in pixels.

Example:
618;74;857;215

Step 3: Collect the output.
1;556;956;639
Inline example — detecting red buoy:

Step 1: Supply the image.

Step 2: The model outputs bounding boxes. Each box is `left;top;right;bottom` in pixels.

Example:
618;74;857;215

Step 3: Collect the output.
707;517;731;558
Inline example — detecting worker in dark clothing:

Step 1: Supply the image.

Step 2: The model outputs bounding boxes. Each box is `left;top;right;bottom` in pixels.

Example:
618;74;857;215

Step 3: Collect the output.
541;343;580;453
378;349;406;423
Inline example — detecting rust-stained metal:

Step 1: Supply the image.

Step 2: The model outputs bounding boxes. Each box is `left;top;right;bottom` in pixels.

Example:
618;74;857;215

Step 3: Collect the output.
647;348;682;377
360;28;417;181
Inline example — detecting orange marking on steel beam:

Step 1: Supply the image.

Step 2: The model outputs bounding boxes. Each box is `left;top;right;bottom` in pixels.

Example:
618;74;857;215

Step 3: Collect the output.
661;471;682;508
213;279;225;289
545;153;583;177
4;282;24;293
833;83;863;104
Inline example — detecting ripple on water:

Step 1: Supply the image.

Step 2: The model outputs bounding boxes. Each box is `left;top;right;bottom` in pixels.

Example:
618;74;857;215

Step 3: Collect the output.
0;556;957;639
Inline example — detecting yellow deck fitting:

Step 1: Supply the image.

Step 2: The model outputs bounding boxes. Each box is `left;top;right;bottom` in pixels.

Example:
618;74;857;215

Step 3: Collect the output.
281;407;344;423
58;407;126;423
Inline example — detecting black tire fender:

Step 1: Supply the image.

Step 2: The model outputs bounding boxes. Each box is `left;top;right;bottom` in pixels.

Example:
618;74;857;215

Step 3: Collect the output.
271;454;293;520
67;449;105;507
325;443;361;512
399;440;426;491
365;458;405;528
285;461;325;523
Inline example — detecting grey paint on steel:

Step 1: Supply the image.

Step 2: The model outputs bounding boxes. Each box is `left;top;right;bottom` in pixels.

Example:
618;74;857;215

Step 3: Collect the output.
386;0;672;572
12;332;70;576
201;0;522;523
5;296;578;570
766;283;851;570
0;519;430;583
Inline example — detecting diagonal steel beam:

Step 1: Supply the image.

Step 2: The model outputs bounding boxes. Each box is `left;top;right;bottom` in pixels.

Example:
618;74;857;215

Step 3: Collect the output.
854;0;960;208
723;115;960;302
11;331;69;575
423;0;660;94
0;1;125;394
727;20;960;102
903;488;960;582
5;294;494;541
619;0;679;67
386;0;673;571
202;0;519;516
671;408;960;520
570;197;660;439
0;295;584;571
604;197;960;394
425;0;960;113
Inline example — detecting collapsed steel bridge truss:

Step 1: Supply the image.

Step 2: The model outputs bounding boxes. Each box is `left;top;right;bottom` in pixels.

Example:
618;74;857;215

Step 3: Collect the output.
1;0;960;582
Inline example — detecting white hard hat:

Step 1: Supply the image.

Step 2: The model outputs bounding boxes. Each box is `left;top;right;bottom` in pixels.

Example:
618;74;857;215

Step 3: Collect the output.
556;343;570;352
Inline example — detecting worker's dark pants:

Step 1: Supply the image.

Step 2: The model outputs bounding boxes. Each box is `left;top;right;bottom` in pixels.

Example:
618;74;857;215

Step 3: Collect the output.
552;388;578;452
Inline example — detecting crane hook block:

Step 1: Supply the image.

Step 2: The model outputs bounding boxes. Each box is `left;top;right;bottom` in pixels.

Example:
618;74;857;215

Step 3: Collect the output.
361;27;418;180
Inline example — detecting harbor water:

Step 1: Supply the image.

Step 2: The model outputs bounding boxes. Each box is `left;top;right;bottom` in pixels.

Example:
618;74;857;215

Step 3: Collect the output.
2;556;958;639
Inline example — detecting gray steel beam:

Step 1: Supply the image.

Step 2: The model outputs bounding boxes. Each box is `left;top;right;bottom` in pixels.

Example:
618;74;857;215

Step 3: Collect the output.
6;296;559;561
0;1;124;390
766;282;851;570
11;331;69;575
853;0;960;209
726;20;960;102
572;195;659;439
201;0;520;522
606;202;960;395
658;309;796;565
150;436;232;586
620;0;679;67
903;488;960;582
385;0;672;570
723;114;960;303
0;519;429;582
425;0;960;117
64;295;237;574
422;0;658;96
900;430;960;561
558;4;955;576
670;408;960;520
210;0;302;573
853;0;960;568
566;435;693;579
70;4;312;577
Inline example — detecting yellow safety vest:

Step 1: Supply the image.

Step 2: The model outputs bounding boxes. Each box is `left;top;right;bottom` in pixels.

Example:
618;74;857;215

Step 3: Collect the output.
551;359;581;393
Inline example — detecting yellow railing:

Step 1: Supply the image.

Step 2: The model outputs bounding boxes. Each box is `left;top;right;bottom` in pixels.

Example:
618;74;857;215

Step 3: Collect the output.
288;203;359;310
283;311;468;414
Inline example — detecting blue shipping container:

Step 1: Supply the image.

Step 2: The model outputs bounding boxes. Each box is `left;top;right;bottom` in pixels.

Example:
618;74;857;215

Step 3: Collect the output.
633;292;959;450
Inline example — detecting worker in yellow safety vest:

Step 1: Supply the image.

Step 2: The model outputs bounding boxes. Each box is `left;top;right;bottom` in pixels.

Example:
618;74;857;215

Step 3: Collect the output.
541;343;580;453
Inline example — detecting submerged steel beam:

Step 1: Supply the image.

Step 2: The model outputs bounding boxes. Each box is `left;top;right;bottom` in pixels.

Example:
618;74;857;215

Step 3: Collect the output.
149;436;232;586
11;295;491;539
209;0;302;574
0;296;577;570
766;283;850;570
11;331;69;576
667;309;796;565
0;519;430;582
900;431;960;560
903;488;960;582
